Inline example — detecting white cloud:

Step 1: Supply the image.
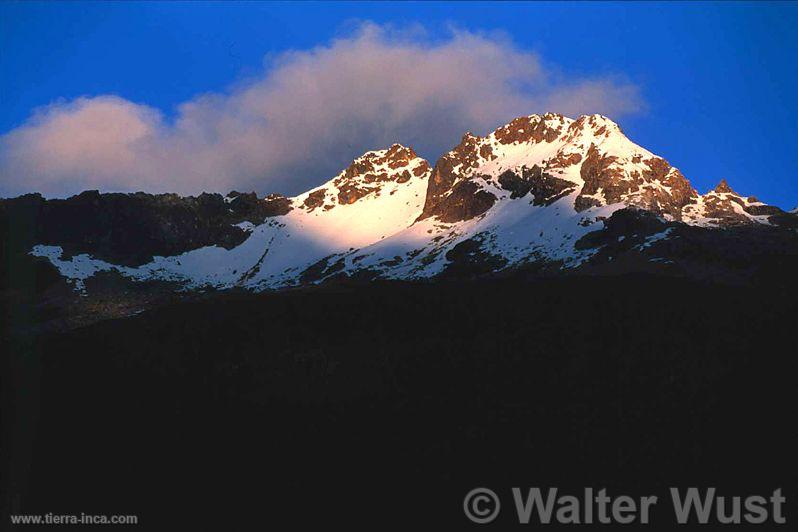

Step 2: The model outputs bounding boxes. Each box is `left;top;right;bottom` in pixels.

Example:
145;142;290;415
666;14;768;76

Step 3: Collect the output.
0;23;645;198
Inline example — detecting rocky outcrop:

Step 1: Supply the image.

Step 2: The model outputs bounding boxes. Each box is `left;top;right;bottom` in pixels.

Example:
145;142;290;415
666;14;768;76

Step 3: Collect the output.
575;146;697;218
419;133;483;220
571;205;798;285
575;208;668;251
769;210;798;229
249;192;292;217
636;158;698;217
493;114;567;145
424;181;496;223
303;189;327;211
546;152;582;170
681;180;786;227
498;165;577;205
298;144;430;212
497;169;533;199
420;115;582;221
0;190;288;266
333;144;429;205
574;144;625;211
713;179;735;194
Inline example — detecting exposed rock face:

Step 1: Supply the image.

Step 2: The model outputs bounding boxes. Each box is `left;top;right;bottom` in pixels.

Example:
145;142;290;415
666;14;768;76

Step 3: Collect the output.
425;181;496;223
637;158;698;216
297;144;430;213
333;144;429;205
559;114;702;219
574;146;698;218
497;169;533;199
547;152;582;170
419;114;576;221
681;180;786;227
713;179;735;194
419;113;714;225
303;189;327;211
0;190;289;266
259;193;293;217
575;208;668;251
742;202;783;217
575;144;624;211
494;114;565;145
571;205;798;285
420;133;483;220
498;165;577;205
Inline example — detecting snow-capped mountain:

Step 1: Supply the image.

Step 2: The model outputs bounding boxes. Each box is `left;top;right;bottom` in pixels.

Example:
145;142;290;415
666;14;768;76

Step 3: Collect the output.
8;113;797;294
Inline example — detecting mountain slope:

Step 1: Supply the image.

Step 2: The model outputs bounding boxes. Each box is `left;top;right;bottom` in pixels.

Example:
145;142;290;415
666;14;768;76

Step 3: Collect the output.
280;113;795;283
28;144;431;290
8;113;796;296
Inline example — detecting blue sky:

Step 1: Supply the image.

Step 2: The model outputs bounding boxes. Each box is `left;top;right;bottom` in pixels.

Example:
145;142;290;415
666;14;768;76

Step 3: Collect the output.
1;1;796;207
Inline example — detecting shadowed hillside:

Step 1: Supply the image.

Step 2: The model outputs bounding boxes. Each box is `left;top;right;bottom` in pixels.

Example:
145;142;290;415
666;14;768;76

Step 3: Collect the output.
3;275;797;530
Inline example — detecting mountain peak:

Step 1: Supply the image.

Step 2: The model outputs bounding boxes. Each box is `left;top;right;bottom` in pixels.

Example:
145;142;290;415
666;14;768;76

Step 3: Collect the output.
482;113;625;149
294;143;430;212
492;113;569;145
571;114;623;134
712;179;736;194
340;143;426;181
681;178;787;227
581;113;617;123
355;142;417;163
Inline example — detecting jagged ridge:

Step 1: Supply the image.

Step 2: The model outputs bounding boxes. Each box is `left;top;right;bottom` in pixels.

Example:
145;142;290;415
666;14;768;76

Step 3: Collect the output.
10;113;795;294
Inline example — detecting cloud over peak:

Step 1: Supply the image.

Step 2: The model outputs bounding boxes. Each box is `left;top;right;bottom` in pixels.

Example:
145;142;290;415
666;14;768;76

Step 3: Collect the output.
0;23;645;198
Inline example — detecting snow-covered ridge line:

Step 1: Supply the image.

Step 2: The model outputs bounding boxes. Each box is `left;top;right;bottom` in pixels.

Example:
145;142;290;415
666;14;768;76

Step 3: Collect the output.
28;113;792;293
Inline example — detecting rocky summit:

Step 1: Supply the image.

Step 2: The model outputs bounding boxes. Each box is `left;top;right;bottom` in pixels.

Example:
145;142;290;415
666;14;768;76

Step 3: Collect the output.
2;113;797;326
